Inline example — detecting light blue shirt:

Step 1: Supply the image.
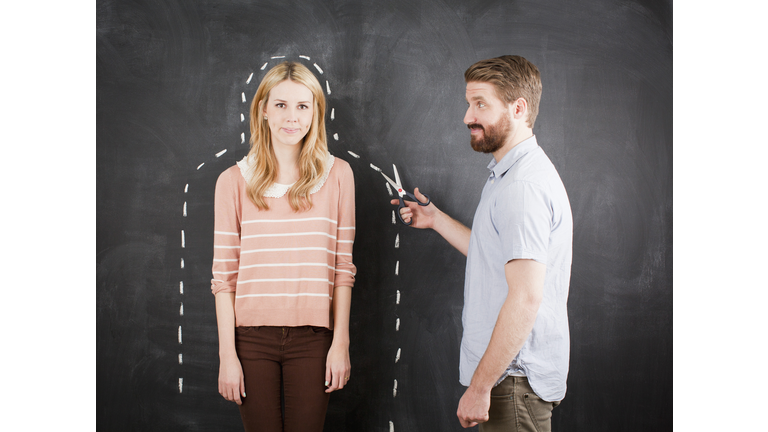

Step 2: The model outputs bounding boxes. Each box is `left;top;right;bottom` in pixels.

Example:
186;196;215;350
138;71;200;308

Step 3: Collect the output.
459;135;573;402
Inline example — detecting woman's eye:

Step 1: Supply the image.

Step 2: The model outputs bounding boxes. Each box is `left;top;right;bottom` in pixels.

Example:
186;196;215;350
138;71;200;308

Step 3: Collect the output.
276;103;285;108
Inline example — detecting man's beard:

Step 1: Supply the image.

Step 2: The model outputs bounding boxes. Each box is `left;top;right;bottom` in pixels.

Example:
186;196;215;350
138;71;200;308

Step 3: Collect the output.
468;113;511;154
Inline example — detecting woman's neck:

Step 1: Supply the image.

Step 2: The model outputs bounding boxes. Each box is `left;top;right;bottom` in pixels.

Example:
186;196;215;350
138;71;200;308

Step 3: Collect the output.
272;142;302;184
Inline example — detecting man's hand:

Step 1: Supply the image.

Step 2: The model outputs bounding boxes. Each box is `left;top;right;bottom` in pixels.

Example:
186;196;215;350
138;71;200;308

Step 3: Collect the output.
390;187;472;256
457;385;491;428
391;188;435;228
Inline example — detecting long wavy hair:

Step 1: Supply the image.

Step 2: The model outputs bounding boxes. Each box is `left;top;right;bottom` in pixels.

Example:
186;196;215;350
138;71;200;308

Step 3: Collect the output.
245;61;328;211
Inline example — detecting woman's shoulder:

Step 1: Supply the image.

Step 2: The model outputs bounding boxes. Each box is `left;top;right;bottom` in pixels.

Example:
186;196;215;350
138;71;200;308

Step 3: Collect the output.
216;162;246;188
328;154;353;178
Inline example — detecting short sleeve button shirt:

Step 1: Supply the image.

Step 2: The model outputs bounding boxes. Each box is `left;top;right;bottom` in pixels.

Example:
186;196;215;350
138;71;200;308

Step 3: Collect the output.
459;135;573;402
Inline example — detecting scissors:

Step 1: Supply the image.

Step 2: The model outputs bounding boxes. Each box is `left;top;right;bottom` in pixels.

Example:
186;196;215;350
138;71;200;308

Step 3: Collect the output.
380;164;431;226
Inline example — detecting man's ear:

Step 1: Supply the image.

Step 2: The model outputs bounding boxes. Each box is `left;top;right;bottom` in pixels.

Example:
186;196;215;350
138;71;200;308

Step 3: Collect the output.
510;97;528;120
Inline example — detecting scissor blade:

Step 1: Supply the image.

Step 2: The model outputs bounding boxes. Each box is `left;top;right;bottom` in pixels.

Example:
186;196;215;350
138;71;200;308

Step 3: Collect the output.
393;164;402;189
380;172;401;192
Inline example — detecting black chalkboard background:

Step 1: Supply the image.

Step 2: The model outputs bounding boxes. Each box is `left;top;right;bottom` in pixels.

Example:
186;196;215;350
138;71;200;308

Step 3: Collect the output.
96;0;672;430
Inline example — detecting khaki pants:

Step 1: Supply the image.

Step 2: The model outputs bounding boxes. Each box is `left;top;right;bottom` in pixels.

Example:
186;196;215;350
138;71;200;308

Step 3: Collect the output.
480;376;561;432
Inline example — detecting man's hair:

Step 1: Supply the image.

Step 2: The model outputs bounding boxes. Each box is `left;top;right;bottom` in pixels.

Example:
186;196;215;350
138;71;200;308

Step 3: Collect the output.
464;55;542;128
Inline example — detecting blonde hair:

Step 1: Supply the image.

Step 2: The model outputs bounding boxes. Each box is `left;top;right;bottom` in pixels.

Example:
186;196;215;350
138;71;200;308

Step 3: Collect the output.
246;61;328;211
464;55;542;128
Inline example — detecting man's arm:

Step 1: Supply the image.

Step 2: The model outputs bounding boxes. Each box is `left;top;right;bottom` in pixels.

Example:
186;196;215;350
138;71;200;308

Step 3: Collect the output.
394;188;472;256
456;258;546;428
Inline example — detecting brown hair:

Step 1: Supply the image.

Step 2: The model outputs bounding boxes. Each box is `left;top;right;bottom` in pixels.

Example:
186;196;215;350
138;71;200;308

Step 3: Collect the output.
464;55;542;128
246;61;328;212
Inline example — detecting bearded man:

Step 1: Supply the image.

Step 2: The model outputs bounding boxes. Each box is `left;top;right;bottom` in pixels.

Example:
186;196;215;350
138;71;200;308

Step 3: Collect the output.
394;55;573;431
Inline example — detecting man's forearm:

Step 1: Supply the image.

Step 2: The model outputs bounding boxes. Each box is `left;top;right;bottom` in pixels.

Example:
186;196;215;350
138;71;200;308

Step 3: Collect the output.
433;209;472;256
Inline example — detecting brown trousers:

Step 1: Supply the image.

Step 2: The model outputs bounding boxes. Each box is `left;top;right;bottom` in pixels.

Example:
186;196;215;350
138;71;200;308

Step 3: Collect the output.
235;326;333;432
480;376;561;432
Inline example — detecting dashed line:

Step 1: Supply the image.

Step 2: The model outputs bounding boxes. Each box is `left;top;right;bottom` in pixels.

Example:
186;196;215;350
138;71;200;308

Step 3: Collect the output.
180;258;184;269
313;63;324;74
393;379;398;397
395;318;400;331
396;290;400;304
325;80;331;95
246;72;253;84
216;149;227;158
394;234;399;248
347;151;360;159
299;55;310;60
181;230;186;248
260;62;268;70
330;108;335;120
395;348;401;363
271;55;285;59
178;326;183;344
183;202;187;217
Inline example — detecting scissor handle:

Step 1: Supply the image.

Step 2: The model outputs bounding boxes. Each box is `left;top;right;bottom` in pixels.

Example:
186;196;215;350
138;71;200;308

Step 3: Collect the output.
397;192;431;225
397;198;412;226
403;191;430;206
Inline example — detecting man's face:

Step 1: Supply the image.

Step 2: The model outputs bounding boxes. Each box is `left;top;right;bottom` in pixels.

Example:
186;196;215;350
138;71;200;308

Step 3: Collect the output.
464;82;512;154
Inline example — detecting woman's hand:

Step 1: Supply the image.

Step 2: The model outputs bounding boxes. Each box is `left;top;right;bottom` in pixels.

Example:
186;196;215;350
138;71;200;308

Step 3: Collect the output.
325;341;351;393
218;354;246;405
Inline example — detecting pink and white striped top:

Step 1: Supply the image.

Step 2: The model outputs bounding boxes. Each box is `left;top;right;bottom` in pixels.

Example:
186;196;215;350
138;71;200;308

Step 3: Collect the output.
210;155;356;329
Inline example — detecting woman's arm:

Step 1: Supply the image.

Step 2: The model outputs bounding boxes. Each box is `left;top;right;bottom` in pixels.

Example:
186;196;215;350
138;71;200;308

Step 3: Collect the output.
325;285;352;393
215;292;246;405
211;169;245;404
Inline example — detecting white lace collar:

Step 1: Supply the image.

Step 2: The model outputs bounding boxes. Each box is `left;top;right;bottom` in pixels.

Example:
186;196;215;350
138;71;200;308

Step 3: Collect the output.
237;153;335;198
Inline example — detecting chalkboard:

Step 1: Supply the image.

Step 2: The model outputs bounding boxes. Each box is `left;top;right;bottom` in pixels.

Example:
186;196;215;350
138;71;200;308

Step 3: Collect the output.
96;0;672;430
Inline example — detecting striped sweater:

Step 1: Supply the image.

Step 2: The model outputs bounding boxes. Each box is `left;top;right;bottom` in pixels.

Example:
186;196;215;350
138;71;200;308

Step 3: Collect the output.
211;154;356;329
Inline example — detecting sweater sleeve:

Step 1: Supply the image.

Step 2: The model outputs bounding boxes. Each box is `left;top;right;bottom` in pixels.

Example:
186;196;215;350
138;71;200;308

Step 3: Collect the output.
334;160;356;288
211;167;241;295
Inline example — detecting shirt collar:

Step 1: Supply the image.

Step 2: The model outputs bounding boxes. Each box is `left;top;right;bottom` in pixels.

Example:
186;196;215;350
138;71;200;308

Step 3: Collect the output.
487;135;538;178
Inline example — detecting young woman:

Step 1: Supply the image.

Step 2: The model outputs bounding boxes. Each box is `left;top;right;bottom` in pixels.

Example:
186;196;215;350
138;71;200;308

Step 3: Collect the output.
211;61;355;432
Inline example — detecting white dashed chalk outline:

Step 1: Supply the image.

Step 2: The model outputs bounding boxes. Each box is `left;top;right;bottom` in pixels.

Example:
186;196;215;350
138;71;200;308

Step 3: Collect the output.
178;55;409;431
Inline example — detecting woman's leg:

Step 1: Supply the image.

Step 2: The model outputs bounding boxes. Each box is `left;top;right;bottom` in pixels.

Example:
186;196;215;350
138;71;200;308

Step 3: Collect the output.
281;326;333;432
235;326;283;432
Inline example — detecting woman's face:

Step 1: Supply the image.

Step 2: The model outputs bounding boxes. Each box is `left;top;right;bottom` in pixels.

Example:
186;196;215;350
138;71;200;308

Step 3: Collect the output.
263;79;315;151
